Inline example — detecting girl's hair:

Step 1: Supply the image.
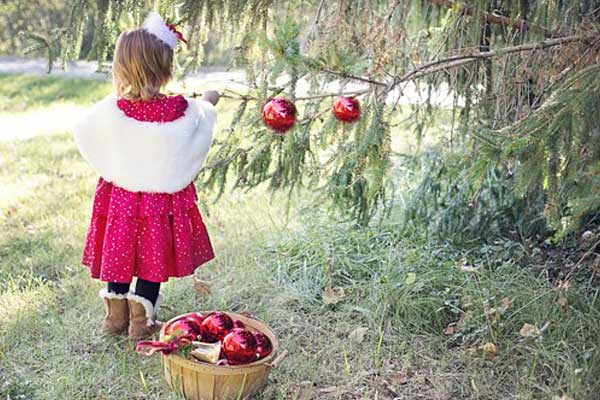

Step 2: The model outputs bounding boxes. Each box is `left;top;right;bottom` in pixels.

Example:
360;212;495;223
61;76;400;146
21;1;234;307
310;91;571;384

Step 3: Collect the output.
113;29;173;101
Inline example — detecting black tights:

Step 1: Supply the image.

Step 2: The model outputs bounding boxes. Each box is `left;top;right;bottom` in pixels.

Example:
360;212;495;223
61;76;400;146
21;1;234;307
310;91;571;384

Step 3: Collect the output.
107;279;161;305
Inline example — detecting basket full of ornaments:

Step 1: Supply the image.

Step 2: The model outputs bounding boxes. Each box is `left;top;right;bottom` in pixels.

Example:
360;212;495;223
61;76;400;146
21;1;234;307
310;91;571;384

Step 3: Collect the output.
136;311;287;400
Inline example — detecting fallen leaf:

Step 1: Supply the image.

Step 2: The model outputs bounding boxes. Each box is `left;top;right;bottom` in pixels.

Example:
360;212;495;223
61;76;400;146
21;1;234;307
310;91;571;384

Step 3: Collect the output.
478;342;498;358
385;367;413;386
501;297;513;309
555;279;571;290
557;297;568;311
465;346;478;356
520;323;540;338
460;265;480;273
318;386;337;394
193;279;212;295
323;286;345;305
383;383;400;397
555;395;574;400
348;327;369;343
290;381;315;400
580;230;597;249
405;272;416;285
444;324;457;335
593;255;600;276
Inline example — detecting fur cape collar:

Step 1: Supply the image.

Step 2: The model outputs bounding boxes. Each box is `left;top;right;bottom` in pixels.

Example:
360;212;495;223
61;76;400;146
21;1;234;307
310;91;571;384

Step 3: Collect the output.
74;95;216;194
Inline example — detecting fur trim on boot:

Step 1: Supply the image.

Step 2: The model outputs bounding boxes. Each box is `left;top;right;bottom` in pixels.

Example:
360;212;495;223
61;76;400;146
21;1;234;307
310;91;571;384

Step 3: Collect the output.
127;292;163;339
99;288;129;335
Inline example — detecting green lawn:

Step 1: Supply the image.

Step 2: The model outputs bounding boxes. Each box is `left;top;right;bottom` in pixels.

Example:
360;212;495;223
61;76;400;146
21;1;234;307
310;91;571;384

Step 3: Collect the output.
0;74;112;112
1;75;599;400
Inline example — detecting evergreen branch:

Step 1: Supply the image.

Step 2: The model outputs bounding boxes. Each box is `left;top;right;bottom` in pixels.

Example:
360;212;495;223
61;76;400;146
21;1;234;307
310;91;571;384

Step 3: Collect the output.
490;64;600;140
185;88;370;102
294;89;370;101
427;0;566;38
394;34;596;85
187;35;594;103
319;68;387;86
307;0;326;39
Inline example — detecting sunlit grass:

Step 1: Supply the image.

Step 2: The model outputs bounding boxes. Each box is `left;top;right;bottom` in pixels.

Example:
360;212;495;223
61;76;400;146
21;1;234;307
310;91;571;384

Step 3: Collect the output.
0;74;112;112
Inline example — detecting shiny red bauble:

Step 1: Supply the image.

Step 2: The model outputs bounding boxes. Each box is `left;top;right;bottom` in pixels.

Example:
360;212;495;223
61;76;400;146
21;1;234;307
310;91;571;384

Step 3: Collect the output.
164;316;202;341
333;96;361;123
233;319;245;330
201;312;234;343
262;98;297;133
184;312;205;328
253;332;273;359
222;328;258;365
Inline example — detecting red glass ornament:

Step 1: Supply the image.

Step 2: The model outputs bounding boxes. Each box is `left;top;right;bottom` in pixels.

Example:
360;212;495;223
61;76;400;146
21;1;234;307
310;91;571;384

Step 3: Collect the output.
253;332;273;359
222;328;258;365
201;312;234;343
185;312;205;328
164;316;202;341
333;96;361;123
233;319;245;330
262;98;297;133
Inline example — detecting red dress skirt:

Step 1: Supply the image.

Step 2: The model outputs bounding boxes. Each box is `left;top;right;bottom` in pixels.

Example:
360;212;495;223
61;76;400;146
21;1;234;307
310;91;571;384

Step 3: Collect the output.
82;178;214;283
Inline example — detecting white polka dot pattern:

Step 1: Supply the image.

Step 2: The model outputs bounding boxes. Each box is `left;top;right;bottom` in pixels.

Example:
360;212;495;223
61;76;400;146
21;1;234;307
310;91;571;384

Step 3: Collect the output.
82;178;215;283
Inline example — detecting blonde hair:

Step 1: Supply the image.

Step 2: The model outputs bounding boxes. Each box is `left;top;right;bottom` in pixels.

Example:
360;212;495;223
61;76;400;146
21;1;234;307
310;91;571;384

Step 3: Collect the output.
112;29;173;101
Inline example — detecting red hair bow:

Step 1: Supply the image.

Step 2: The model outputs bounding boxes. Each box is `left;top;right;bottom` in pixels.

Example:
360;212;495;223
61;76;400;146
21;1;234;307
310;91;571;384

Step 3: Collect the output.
167;23;188;44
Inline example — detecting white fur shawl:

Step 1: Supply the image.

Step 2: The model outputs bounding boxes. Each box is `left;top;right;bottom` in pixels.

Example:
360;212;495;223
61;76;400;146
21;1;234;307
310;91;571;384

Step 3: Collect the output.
73;95;216;194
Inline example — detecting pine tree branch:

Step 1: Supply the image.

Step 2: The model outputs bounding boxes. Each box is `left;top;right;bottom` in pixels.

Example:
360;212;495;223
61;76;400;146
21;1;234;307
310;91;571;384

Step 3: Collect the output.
319;68;387;86
427;0;565;38
308;0;326;37
394;34;595;85
295;89;370;101
298;35;595;99
185;35;596;103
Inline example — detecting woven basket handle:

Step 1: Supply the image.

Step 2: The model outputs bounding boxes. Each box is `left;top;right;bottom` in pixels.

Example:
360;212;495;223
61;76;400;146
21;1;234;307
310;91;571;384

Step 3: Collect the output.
266;350;288;369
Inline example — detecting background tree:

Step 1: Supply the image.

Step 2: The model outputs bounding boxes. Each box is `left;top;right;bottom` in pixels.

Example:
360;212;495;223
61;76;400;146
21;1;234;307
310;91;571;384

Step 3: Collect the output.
22;0;600;238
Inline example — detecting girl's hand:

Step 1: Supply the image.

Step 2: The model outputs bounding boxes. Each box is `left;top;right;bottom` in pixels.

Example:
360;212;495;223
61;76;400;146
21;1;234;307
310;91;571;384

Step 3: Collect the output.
202;90;220;105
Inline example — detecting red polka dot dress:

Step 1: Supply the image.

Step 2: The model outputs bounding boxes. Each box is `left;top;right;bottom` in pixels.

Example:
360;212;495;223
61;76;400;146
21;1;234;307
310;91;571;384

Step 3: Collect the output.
81;95;215;283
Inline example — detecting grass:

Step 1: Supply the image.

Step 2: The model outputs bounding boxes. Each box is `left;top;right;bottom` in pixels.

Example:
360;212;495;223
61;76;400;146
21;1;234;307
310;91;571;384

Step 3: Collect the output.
1;74;600;399
0;74;112;113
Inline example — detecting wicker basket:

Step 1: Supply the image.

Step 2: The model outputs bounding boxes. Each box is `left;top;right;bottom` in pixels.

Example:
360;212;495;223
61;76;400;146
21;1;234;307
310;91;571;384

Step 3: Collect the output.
160;312;287;400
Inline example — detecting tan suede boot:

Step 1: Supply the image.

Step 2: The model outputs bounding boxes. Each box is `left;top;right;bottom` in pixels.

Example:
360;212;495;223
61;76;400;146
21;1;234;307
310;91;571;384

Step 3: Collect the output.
99;289;129;335
127;292;163;340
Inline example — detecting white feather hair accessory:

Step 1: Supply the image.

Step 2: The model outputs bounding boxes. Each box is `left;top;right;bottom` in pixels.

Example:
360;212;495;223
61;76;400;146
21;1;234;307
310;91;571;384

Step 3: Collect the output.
142;11;180;49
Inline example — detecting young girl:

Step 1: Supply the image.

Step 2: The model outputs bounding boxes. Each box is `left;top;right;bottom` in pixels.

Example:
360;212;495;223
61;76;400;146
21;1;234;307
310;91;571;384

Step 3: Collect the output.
74;12;219;339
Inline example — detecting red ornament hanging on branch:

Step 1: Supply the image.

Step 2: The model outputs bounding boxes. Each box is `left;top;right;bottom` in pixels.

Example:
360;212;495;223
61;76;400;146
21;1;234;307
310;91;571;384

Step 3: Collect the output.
333;96;361;123
262;98;297;133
